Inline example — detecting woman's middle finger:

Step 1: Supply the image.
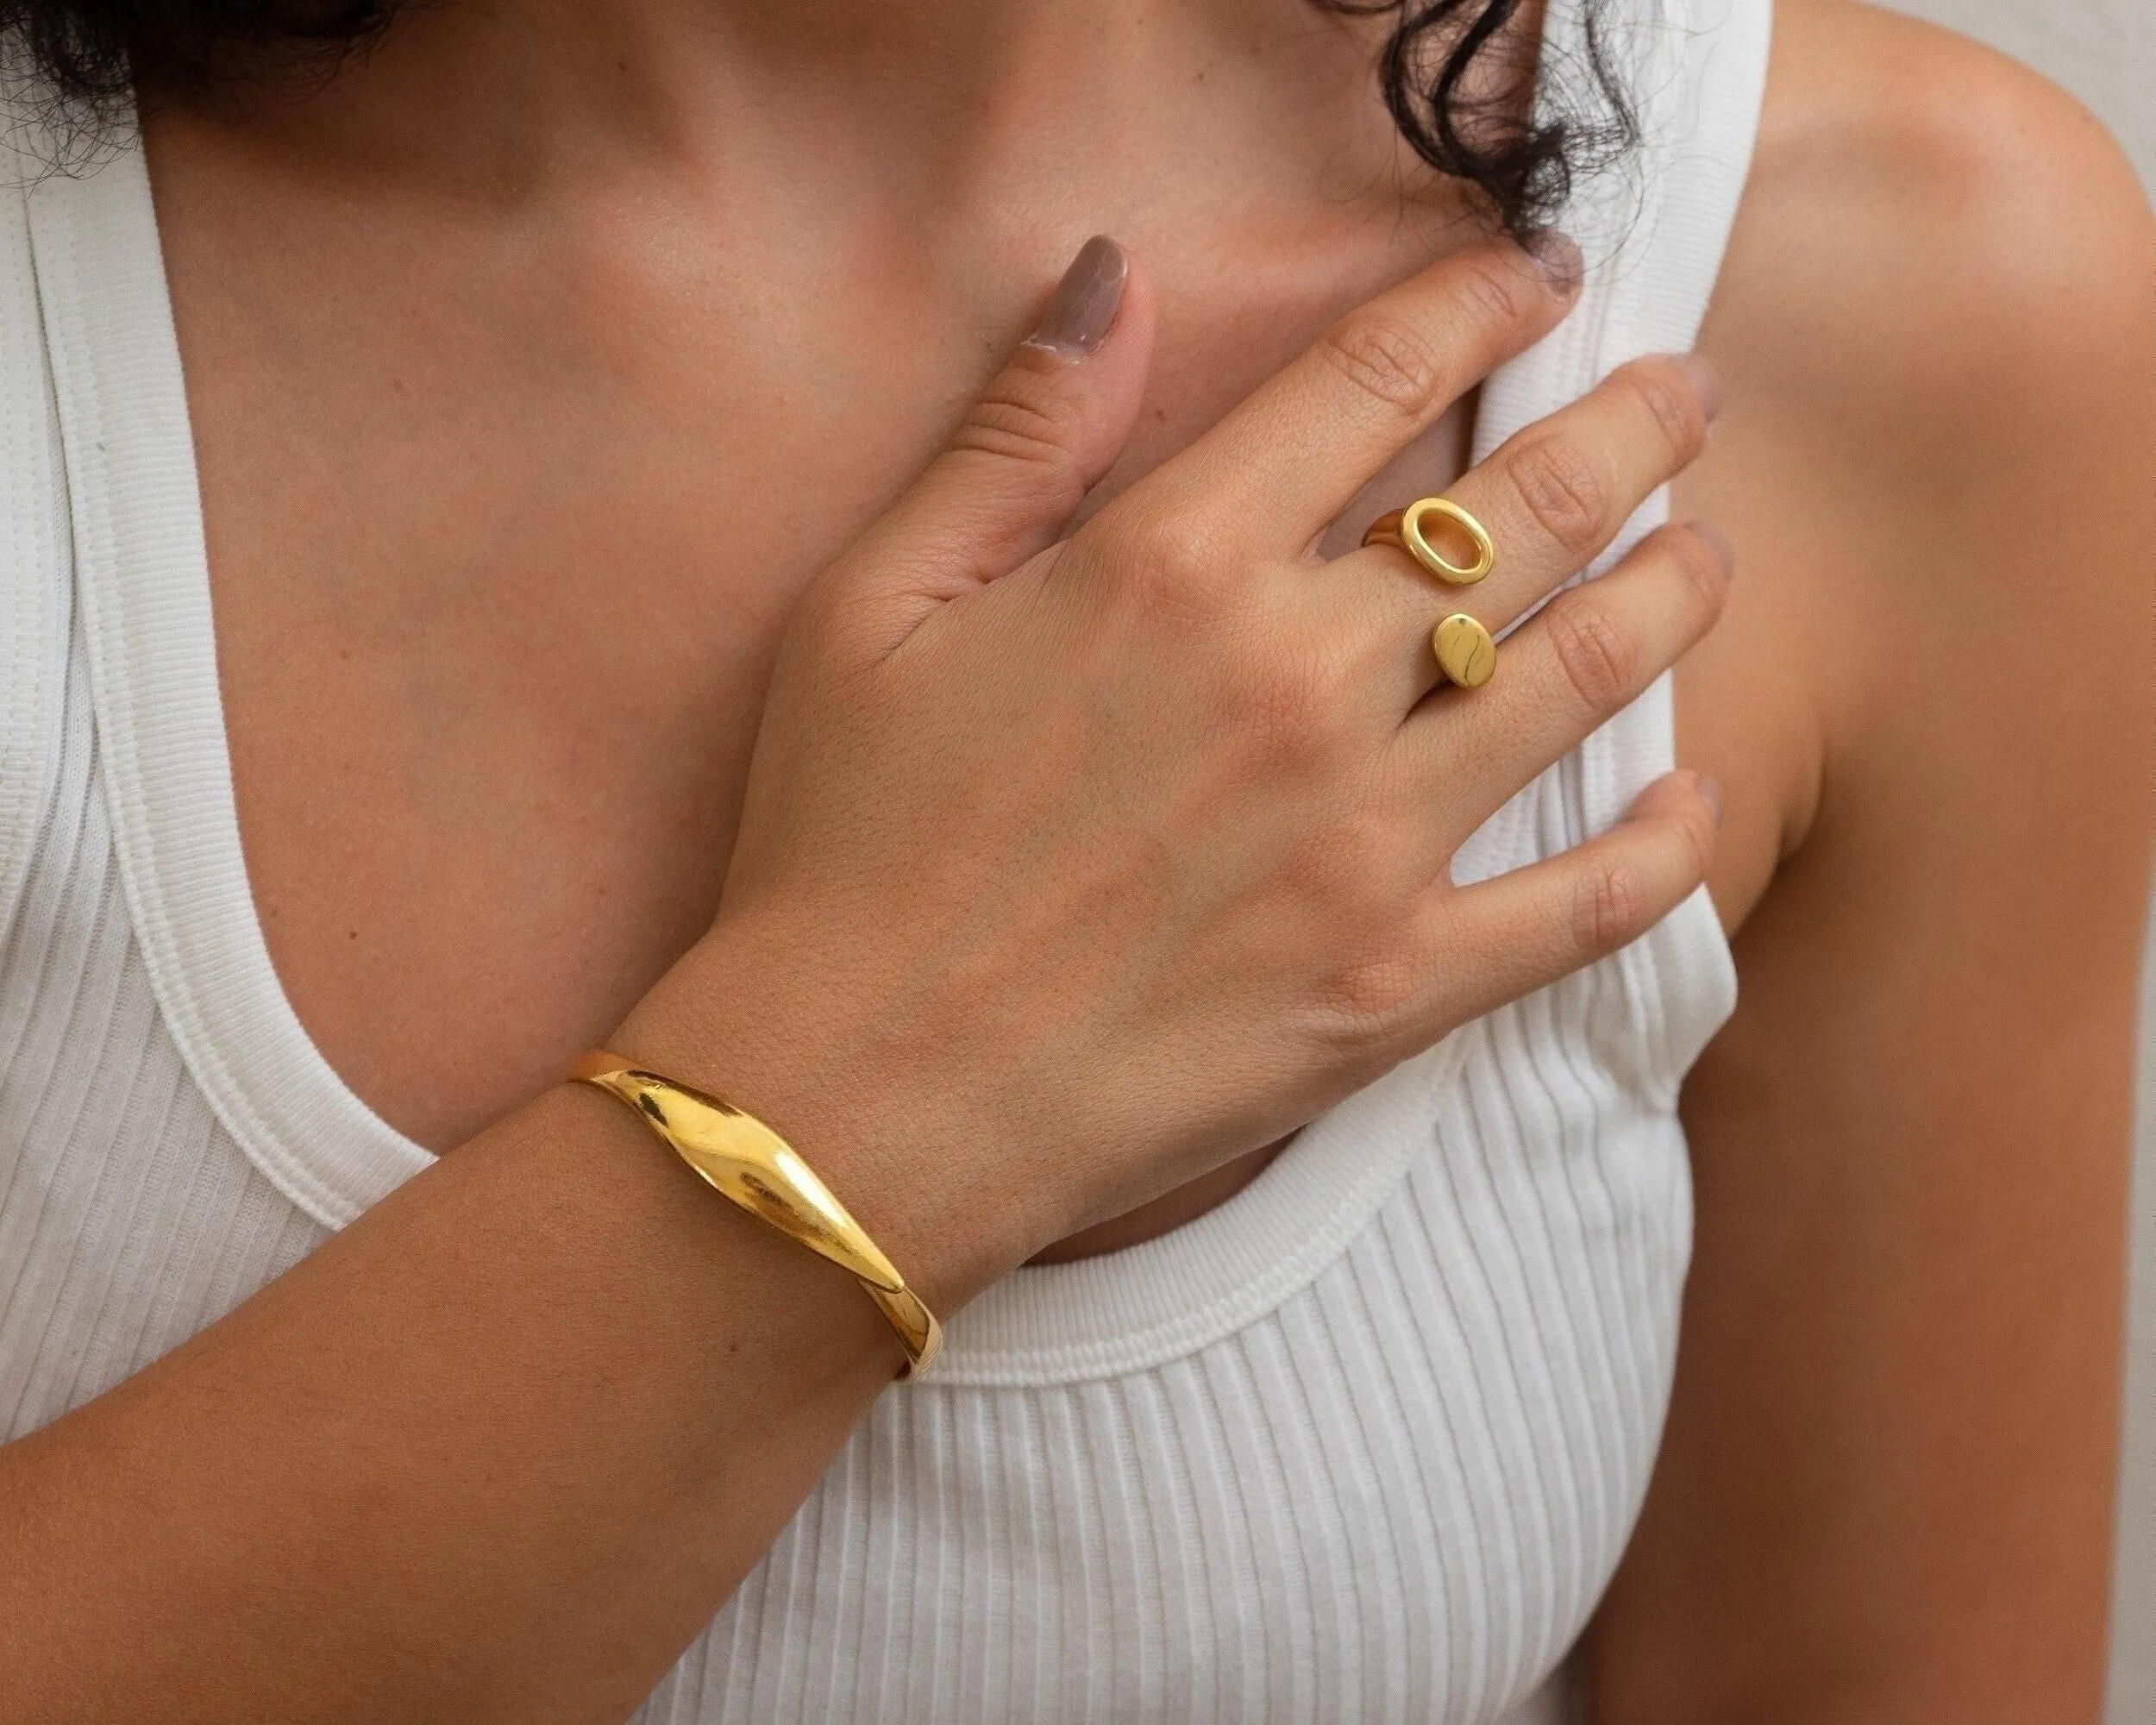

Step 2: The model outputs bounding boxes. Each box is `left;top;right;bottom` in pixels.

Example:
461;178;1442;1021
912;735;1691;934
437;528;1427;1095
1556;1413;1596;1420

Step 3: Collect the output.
1396;518;1735;836
1318;353;1721;714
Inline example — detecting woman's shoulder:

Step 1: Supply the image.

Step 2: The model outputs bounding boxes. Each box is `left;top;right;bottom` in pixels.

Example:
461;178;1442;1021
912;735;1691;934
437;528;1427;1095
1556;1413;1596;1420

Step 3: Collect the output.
1672;0;2151;930
1607;22;2145;1690
1723;0;2149;451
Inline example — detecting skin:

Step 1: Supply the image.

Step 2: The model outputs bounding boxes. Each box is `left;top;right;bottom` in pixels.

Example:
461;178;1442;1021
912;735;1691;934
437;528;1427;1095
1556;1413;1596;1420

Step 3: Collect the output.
0;0;2146;1718
1605;6;2153;1718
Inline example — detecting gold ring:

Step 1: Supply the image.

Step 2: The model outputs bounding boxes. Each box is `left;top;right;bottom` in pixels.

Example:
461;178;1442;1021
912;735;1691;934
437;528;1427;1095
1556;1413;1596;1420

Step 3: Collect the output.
1432;613;1496;688
1362;496;1495;586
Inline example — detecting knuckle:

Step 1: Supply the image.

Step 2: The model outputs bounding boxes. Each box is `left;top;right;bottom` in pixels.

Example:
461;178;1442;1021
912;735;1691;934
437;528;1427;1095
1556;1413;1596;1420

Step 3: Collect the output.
949;375;1091;507
1131;506;1219;579
1313;952;1423;1049
1506;433;1614;556
1675;802;1716;884
1609;360;1707;461
1572;858;1646;956
1543;591;1641;716
1662;523;1733;618
1105;507;1232;618
1296;855;1427;1040
1452;258;1529;330
1319;313;1451;422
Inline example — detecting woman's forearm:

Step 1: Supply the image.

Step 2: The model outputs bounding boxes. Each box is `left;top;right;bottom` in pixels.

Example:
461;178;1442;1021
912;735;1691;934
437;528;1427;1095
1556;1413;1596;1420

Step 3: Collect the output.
0;1055;910;1723
0;897;1051;1724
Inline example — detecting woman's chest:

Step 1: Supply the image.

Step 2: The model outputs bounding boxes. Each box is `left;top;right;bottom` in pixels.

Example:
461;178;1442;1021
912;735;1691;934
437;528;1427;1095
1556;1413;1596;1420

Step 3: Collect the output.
157;174;1479;1151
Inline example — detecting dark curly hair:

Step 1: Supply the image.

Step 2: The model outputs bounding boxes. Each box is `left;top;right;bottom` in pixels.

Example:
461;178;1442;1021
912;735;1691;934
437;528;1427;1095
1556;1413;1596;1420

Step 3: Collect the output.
0;0;1635;234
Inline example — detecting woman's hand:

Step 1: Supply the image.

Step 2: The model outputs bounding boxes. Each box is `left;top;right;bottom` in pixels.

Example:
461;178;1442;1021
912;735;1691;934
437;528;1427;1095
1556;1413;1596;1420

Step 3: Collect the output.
617;234;1730;1306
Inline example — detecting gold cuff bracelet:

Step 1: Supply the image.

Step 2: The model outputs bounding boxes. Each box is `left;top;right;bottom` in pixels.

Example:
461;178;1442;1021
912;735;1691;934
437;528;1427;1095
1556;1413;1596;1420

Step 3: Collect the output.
572;1050;942;1378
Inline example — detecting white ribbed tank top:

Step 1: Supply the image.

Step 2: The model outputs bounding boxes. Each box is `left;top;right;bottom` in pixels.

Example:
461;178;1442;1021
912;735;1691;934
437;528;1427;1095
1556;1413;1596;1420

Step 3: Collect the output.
0;4;1767;1717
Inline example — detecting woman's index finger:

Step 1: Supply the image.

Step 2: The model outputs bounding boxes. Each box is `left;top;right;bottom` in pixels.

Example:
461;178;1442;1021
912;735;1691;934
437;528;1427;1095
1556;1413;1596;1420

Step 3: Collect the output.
1102;235;1582;565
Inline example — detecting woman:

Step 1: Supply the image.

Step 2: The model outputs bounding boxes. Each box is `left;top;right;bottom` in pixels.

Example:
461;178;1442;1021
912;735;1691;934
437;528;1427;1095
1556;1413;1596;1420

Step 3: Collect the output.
0;0;2147;1716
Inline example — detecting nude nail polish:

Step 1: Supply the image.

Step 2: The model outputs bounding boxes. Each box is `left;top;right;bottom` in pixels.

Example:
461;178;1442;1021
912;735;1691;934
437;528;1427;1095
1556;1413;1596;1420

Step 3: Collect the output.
1676;351;1726;422
1520;227;1584;292
1026;236;1129;357
1687;518;1735;576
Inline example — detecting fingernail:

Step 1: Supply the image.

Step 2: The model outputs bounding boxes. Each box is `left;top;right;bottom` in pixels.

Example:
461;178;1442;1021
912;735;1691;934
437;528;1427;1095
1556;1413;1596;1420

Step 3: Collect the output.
1675;351;1725;422
1520;227;1583;292
1026;235;1128;357
1696;773;1724;829
1687;518;1734;578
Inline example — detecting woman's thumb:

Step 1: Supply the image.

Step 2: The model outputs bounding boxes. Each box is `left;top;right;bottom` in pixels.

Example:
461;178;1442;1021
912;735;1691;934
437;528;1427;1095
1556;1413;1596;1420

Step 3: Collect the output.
840;236;1155;616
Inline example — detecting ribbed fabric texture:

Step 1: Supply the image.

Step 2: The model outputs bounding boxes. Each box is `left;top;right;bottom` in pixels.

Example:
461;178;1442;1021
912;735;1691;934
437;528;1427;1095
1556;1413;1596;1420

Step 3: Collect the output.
0;624;329;1436
651;975;1707;1724
0;4;1768;1718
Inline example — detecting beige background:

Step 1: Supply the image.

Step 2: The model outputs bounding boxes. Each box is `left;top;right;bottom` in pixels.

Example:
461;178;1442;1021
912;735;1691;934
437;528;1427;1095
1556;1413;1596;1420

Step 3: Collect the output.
1816;1;2155;1711
1880;0;2153;191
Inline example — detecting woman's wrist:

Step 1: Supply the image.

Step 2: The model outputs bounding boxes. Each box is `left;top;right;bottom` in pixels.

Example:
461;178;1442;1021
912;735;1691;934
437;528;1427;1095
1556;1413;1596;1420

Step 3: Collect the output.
600;917;1052;1314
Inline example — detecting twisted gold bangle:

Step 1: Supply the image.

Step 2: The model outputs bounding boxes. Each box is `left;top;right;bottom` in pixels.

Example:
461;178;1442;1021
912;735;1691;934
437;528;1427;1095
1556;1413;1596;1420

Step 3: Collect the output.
571;1050;942;1378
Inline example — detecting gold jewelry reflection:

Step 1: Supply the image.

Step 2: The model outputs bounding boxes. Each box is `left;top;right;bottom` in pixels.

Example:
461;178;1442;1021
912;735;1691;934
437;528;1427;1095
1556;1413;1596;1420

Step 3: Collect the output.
1432;613;1497;689
572;1051;942;1377
1362;496;1496;586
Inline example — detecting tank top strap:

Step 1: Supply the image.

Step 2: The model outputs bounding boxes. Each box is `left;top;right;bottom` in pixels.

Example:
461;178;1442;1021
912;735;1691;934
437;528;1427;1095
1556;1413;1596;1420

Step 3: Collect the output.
1476;0;1772;478
1456;0;1768;1097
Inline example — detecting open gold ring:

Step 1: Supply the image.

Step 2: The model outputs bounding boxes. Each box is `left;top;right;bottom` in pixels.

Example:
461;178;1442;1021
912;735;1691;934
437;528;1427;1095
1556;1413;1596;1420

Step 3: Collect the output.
1362;496;1496;586
1432;613;1497;689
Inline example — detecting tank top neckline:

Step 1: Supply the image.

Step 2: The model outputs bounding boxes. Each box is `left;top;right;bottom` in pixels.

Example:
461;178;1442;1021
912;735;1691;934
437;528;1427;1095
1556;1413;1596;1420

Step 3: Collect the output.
23;0;1754;1387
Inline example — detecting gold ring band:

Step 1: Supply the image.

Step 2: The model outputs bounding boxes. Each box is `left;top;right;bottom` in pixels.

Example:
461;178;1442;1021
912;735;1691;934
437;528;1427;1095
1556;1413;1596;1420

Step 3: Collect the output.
1432;613;1497;689
1362;496;1495;586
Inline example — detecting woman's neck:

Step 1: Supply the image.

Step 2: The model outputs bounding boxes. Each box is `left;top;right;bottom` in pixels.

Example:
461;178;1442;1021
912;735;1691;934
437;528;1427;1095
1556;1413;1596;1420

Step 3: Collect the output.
158;0;1435;213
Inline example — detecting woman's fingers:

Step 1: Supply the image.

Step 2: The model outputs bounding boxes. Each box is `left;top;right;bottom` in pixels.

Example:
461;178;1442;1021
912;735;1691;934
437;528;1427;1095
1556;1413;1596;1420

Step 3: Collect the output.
1413;768;1722;1031
1100;235;1582;564
1396;519;1734;831
1318;354;1720;714
1432;352;1719;627
831;237;1156;643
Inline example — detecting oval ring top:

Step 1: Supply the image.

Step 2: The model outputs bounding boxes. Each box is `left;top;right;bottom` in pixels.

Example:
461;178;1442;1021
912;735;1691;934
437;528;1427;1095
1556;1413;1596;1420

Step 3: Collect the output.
1361;496;1495;586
